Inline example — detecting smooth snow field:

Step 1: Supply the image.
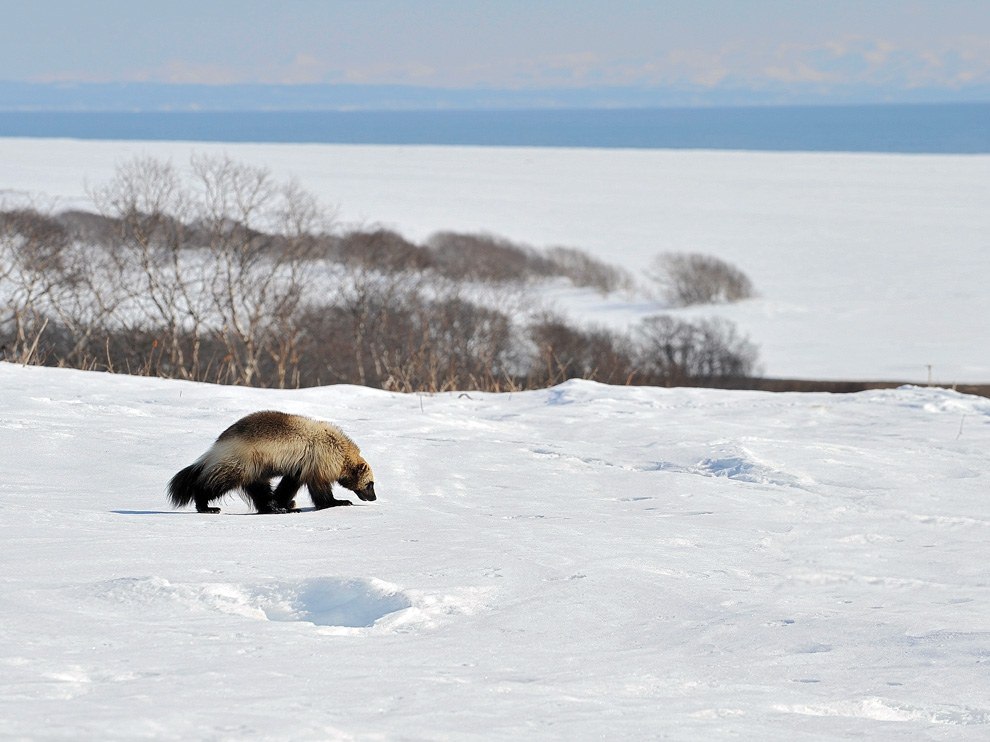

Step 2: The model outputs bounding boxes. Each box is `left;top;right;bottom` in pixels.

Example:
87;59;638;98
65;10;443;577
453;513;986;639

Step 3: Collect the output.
2;138;989;384
1;363;989;739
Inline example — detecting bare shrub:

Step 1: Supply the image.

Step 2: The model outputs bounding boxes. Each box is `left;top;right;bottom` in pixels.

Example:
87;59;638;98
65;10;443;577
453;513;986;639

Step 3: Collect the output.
427;232;556;283
55;210;121;245
528;313;636;386
545;246;634;294
294;277;516;392
332;229;432;273
635;315;760;386
328;232;632;293
649;252;755;307
377;293;517;392
310;268;418;387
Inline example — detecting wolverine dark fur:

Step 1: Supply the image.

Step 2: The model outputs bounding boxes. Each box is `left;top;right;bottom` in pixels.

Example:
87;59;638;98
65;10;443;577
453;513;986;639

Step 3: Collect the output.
168;411;376;514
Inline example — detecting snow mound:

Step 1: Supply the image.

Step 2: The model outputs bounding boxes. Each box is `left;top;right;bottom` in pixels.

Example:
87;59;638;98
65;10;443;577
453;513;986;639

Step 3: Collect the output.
692;444;813;490
775;697;990;726
91;575;413;630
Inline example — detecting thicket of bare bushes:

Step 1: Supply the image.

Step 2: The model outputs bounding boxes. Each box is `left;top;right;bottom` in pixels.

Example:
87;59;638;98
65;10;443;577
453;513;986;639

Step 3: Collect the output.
650;252;756;307
0;156;760;391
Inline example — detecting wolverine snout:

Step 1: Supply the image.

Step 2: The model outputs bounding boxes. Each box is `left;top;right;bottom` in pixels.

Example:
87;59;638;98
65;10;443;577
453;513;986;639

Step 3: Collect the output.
358;482;376;501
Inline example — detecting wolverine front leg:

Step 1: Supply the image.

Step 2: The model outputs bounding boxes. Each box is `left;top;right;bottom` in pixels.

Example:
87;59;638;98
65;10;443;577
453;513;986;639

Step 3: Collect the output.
309;481;352;509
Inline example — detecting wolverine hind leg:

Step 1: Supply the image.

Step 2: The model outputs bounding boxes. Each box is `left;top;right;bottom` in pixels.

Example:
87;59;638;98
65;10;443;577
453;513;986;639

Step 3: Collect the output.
194;493;221;514
274;474;303;512
243;480;285;514
195;462;245;514
171;463;221;513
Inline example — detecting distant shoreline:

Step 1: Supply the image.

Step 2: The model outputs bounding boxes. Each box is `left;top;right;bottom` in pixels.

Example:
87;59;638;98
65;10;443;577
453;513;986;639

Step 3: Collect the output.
1;103;987;153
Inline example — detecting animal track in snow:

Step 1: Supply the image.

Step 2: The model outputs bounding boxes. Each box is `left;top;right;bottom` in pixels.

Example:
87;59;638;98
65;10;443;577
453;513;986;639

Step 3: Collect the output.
88;576;493;635
91;576;416;632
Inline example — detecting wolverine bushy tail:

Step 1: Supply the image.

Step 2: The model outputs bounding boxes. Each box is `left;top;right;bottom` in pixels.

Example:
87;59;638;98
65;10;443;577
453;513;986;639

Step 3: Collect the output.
168;462;206;509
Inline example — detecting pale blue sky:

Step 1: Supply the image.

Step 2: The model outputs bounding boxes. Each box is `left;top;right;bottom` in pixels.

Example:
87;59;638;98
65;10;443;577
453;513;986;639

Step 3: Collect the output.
1;1;988;99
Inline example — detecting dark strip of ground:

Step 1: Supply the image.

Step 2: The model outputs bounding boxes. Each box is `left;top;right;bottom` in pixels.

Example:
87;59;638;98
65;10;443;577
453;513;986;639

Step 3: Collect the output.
699;378;990;398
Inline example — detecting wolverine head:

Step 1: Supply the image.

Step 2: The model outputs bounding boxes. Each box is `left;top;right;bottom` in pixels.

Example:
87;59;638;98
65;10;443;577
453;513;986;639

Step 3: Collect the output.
339;458;376;502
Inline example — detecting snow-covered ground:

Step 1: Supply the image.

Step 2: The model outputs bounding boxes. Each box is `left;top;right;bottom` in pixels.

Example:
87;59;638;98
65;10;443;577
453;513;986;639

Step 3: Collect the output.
2;138;989;384
1;362;989;739
2;135;988;739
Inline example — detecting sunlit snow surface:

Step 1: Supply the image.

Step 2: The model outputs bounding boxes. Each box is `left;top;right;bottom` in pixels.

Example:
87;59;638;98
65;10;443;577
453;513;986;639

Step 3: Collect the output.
1;363;988;738
2;139;989;383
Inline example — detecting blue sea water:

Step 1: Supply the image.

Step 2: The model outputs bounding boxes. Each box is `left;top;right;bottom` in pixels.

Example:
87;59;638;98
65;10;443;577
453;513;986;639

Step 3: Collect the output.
0;104;986;153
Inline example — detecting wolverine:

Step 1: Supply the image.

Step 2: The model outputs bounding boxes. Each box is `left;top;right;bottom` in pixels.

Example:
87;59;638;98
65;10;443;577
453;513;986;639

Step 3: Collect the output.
168;411;376;514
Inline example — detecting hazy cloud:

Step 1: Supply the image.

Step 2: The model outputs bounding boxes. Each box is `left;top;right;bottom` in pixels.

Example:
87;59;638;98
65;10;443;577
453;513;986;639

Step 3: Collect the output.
3;1;988;102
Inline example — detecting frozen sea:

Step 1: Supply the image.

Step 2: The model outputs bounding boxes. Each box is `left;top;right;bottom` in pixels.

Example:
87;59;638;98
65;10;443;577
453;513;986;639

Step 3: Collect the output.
1;104;988;152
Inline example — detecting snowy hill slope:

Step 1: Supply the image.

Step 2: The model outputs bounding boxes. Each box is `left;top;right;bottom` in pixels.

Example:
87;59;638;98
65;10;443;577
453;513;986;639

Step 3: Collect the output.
1;362;989;739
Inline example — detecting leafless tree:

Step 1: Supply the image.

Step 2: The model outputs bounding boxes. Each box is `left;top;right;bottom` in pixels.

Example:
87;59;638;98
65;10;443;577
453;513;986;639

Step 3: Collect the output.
87;155;332;386
88;157;205;376
190;155;328;386
0;209;75;363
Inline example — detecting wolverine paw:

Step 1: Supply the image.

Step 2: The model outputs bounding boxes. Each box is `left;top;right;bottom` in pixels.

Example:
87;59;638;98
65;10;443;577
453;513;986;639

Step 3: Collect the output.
314;499;353;509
